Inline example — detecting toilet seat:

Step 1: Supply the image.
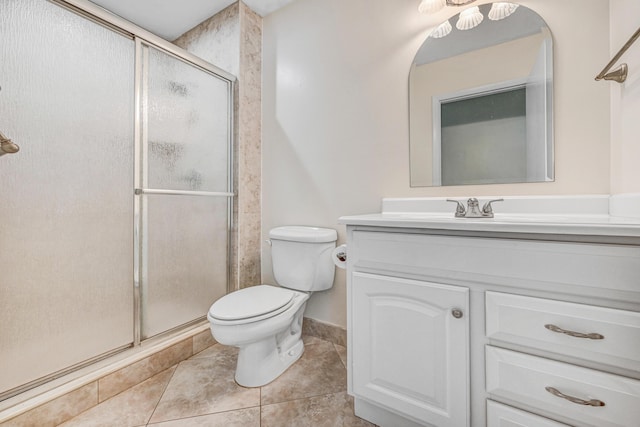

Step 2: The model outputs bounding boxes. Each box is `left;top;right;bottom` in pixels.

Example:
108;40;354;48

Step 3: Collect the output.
208;285;297;325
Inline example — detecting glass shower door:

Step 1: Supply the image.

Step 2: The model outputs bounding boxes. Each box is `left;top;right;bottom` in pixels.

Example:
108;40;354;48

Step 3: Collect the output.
0;0;135;398
138;43;232;339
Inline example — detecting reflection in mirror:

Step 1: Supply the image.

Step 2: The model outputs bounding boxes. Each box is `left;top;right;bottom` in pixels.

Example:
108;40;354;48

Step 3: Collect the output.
409;3;553;187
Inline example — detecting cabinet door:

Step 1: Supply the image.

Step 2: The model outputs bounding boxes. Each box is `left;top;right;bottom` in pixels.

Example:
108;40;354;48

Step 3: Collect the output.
351;272;469;427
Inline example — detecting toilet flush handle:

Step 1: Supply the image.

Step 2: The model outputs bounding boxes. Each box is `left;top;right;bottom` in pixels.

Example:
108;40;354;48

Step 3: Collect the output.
265;239;272;246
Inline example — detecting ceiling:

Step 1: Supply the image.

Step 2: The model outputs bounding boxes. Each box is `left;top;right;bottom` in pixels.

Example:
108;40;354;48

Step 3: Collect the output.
89;0;297;41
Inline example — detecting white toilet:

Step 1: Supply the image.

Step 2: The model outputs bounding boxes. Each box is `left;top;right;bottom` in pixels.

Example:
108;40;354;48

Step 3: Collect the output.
207;226;337;387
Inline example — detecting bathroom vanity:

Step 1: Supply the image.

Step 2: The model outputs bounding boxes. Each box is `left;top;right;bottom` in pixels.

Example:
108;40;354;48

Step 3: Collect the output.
339;196;640;427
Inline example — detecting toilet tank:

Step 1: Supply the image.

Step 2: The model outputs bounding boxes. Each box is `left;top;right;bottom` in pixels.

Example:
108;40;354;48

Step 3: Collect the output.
269;226;337;292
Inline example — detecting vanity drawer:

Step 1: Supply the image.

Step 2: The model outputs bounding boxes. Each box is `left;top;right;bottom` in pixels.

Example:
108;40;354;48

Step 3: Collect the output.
351;231;640;297
486;346;640;427
487;400;569;427
486;292;640;371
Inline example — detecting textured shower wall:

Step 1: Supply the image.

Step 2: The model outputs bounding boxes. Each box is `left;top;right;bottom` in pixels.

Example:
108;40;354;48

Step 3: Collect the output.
174;2;262;290
173;4;240;75
237;2;263;289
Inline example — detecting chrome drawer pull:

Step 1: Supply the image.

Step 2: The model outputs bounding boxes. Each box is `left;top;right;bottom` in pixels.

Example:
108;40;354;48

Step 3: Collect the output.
544;324;604;340
545;386;605;407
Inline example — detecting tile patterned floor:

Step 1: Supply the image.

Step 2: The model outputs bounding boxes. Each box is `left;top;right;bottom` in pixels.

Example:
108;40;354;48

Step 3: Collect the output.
58;336;376;426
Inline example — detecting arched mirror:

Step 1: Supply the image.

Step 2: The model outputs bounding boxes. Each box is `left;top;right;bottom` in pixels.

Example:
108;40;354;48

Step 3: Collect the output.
409;3;553;187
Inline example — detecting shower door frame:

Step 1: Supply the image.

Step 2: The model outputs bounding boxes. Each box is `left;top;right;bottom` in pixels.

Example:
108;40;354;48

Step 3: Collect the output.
52;0;237;346
133;38;236;343
1;0;235;401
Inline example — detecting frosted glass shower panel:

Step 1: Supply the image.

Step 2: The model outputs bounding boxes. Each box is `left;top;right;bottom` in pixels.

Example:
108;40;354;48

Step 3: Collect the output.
142;195;228;339
0;0;134;396
146;46;230;192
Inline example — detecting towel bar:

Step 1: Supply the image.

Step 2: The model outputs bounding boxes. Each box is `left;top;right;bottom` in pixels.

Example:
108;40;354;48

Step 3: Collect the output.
596;26;640;83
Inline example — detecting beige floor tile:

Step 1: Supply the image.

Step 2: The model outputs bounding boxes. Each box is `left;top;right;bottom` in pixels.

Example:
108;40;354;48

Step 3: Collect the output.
302;335;325;346
148;345;260;424
261;391;376;427
334;344;347;368
188;342;232;361
148;407;260;426
48;337;362;427
98;339;192;402
59;367;176;427
261;339;347;405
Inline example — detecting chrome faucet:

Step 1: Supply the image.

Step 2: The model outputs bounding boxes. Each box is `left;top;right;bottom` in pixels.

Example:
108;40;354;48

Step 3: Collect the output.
447;198;503;218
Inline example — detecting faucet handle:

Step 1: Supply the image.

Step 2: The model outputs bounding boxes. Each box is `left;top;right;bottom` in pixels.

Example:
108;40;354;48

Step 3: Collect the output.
481;198;504;216
446;199;466;217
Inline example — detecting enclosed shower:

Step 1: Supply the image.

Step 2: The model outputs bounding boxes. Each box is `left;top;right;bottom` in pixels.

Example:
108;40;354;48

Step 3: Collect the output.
0;0;234;401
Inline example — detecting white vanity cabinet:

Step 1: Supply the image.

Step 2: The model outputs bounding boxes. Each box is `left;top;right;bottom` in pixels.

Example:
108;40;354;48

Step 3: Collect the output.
341;215;640;427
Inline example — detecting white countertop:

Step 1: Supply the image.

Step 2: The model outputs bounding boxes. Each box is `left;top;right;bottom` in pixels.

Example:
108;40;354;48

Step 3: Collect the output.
338;195;640;238
339;212;640;237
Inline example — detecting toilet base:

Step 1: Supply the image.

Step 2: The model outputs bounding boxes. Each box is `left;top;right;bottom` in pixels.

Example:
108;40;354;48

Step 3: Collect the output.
233;303;307;388
235;337;304;387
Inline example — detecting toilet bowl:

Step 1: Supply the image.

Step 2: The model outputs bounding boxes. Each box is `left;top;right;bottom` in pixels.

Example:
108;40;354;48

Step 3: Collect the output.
207;226;337;387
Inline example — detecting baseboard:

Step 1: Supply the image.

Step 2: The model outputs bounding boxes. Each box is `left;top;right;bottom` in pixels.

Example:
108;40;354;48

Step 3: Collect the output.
302;317;347;347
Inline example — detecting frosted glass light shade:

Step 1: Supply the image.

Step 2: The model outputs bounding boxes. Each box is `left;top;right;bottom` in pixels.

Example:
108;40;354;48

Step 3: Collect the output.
431;20;452;38
418;0;446;14
456;6;483;30
488;2;519;21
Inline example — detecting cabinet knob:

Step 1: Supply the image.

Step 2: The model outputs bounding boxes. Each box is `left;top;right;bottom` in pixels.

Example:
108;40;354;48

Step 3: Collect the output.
451;308;464;319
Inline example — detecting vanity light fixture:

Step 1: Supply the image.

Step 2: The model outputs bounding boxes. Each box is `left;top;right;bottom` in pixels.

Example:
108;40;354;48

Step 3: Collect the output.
487;2;519;20
422;1;520;37
418;0;476;15
431;19;453;38
456;6;483;30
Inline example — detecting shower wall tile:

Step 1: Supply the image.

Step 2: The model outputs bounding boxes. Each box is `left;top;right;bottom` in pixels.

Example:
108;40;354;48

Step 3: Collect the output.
238;2;262;217
237;2;262;289
1;382;97;427
172;3;240;76
97;339;192;402
175;1;263;291
237;211;262;286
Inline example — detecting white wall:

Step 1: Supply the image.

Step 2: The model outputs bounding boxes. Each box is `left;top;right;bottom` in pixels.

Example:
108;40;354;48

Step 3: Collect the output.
262;0;612;328
610;0;640;194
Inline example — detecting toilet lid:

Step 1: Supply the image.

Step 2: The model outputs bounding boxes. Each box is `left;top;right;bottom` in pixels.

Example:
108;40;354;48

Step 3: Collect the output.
208;285;295;321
